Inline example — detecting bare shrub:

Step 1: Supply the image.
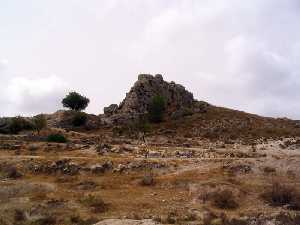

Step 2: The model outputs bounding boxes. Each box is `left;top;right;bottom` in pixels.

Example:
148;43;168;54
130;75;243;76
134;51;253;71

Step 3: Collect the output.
261;182;300;210
140;174;155;186
14;209;25;222
212;189;239;209
80;194;107;213
33;216;56;225
263;166;276;174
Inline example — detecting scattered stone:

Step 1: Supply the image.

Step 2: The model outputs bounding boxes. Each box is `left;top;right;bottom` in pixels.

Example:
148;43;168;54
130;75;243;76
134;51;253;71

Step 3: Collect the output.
91;164;105;174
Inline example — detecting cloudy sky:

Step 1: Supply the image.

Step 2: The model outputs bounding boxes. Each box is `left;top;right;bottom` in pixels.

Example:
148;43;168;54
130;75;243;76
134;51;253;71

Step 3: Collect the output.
1;0;300;118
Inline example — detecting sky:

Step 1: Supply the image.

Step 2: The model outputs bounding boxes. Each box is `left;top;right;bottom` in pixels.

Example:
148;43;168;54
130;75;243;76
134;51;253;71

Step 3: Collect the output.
0;0;300;119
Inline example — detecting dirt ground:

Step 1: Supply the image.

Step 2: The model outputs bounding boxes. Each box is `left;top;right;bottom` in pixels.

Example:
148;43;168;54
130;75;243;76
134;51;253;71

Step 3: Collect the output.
1;132;300;225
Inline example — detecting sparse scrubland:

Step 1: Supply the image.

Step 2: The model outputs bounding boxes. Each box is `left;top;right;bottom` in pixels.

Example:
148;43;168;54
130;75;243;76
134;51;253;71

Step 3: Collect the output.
1;75;300;225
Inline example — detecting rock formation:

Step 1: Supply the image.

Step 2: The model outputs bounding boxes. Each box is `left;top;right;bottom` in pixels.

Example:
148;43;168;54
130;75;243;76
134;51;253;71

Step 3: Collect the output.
118;74;194;114
102;74;209;125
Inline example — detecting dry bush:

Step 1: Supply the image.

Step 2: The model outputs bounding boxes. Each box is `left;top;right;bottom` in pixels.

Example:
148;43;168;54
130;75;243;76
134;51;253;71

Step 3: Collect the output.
80;194;107;213
263;166;276;174
32;216;56;225
14;209;25;222
140;174;155;186
30;192;48;201
261;182;300;210
70;214;98;225
212;189;239;209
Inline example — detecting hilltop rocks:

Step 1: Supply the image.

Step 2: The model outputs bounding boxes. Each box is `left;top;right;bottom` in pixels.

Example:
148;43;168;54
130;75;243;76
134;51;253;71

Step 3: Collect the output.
103;74;208;125
118;74;194;114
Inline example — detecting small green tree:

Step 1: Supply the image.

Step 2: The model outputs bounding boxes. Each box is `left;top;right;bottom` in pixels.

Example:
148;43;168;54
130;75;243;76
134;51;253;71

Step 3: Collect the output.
62;92;90;111
33;114;47;134
148;95;166;123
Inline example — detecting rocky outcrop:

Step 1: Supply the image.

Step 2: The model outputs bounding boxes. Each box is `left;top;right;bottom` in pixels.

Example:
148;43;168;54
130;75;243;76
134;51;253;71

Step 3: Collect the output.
117;74;194;114
103;74;208;125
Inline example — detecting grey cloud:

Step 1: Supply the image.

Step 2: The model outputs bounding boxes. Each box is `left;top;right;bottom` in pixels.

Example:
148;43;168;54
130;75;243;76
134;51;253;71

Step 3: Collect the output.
0;74;68;116
1;0;300;118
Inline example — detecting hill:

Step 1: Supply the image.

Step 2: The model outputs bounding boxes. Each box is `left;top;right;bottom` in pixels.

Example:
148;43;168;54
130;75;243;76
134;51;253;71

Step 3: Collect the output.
0;75;300;225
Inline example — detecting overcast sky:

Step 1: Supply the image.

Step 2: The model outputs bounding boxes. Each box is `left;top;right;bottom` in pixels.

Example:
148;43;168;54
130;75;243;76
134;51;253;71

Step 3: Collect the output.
1;0;300;119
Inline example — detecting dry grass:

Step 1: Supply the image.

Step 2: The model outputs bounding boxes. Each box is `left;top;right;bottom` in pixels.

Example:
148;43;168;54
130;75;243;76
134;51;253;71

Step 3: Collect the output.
212;189;239;210
261;182;300;210
80;194;108;213
159;105;300;141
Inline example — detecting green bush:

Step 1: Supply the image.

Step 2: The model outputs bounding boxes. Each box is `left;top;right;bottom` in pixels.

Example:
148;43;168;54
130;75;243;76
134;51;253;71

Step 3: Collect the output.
148;95;166;123
47;133;67;143
62;91;90;111
9;116;35;134
72;112;88;127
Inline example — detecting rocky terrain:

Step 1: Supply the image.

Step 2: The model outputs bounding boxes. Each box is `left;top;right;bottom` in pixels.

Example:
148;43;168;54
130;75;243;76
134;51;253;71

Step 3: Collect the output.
1;74;300;225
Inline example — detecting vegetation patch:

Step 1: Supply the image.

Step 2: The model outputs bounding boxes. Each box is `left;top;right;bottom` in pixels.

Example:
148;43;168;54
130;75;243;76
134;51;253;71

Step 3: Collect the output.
47;133;67;143
212;189;239;209
148;95;166;123
261;182;300;210
72;112;88;127
79;194;107;213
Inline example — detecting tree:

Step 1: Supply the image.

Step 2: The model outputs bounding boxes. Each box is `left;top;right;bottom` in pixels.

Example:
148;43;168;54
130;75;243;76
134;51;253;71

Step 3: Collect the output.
33;114;47;134
62;91;90;111
148;95;166;123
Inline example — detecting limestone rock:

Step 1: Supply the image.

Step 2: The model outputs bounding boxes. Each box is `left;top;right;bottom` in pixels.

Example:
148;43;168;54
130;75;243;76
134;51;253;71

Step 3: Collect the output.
102;74;208;124
118;74;194;114
104;104;119;116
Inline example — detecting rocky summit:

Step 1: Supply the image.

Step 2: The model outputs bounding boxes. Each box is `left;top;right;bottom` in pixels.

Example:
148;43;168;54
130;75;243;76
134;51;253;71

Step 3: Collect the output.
103;74;208;125
118;74;194;114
